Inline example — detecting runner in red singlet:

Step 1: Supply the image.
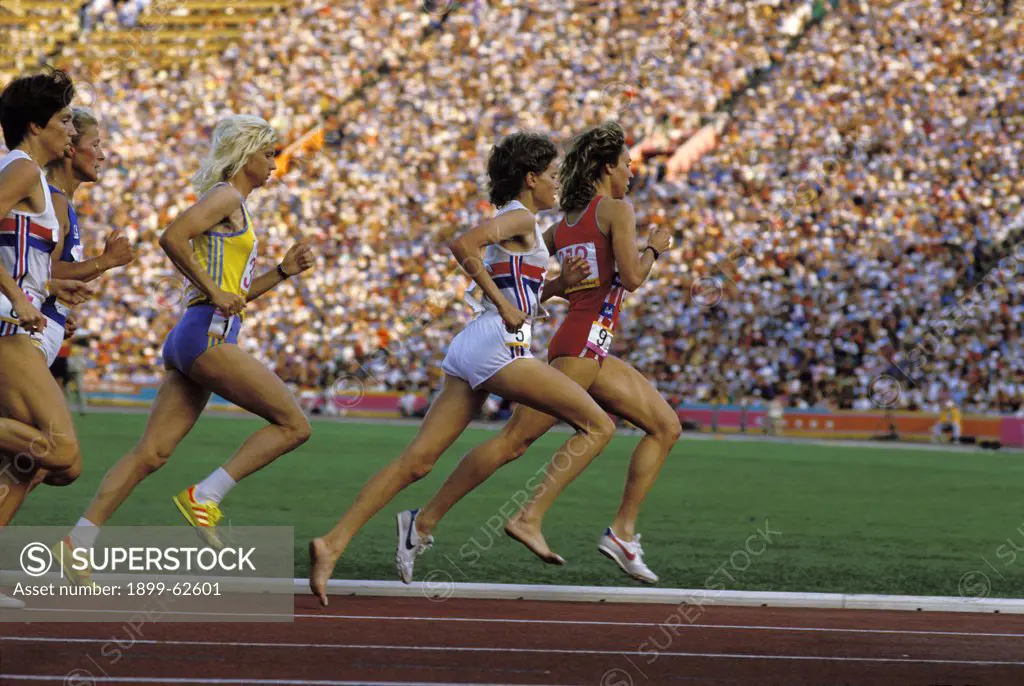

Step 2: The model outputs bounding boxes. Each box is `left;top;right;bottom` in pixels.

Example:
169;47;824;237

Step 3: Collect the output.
411;121;677;583
546;188;626;363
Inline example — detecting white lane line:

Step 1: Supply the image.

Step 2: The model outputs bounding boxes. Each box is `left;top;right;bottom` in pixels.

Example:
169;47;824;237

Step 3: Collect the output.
16;607;1024;640
1;636;1022;666
297;612;1024;640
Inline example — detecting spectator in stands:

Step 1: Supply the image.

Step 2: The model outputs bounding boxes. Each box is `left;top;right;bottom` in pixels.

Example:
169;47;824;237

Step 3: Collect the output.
2;0;1021;417
932;400;963;444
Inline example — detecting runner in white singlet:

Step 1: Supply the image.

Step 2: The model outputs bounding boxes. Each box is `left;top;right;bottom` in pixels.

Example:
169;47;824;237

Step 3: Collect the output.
309;132;617;606
0;69;94;533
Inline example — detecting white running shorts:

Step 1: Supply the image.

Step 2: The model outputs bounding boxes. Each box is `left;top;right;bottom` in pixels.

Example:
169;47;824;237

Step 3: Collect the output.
440;311;533;390
35;316;64;367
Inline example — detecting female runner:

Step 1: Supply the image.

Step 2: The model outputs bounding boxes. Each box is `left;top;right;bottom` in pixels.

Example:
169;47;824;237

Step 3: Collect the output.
308;131;615;606
60;114;315;584
0;70;95;529
42;106;134;369
401;121;678;584
0;106;132;520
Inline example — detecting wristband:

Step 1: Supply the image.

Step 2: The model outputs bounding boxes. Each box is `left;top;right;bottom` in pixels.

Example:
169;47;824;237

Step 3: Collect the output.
277;264;290;280
644;246;660;260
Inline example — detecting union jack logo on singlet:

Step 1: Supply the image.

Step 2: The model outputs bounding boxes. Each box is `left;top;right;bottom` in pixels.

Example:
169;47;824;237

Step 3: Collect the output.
0;215;56;335
486;255;545;319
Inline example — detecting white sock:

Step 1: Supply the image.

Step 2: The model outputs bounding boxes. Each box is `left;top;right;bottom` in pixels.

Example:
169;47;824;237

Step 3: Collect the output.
193;468;236;505
69;517;100;550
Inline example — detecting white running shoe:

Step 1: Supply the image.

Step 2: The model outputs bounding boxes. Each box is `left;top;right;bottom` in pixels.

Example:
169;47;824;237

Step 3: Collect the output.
395;508;434;584
0;592;24;609
597;527;659;584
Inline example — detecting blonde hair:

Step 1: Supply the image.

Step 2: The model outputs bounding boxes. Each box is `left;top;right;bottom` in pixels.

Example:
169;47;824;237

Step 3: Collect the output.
191;115;278;194
70;106;99;146
558;121;626;213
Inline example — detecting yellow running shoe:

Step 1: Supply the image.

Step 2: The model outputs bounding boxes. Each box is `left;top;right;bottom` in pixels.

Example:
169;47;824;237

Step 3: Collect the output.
53;537;98;589
172;486;225;550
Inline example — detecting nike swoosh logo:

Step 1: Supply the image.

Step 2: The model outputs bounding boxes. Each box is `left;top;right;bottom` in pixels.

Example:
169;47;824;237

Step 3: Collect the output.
405;512;417;550
612;535;636;561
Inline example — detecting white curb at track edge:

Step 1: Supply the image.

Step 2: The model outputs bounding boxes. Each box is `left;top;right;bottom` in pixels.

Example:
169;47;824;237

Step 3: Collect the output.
301;579;1024;614
3;572;1020;614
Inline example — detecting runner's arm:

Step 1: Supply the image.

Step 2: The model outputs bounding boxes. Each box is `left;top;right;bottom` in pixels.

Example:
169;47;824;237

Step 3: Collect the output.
0;160;46;324
158;184;240;304
450;210;534;315
539;255;590;303
604;199;656;292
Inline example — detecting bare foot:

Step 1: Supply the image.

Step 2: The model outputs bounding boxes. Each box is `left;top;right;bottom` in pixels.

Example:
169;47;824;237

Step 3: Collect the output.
308;537;338;607
504;516;565;565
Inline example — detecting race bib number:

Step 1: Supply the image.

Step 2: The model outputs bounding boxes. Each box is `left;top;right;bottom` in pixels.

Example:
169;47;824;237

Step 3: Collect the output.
557;242;600;294
504;322;532;352
585;321;613;358
241;240;259;294
208;312;233;340
0;290;41;325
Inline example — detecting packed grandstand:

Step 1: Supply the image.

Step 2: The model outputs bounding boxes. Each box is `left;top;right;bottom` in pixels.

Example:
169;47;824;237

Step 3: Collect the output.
1;0;1021;416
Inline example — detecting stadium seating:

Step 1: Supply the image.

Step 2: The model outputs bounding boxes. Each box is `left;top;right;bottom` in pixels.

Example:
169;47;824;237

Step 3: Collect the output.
0;0;1021;417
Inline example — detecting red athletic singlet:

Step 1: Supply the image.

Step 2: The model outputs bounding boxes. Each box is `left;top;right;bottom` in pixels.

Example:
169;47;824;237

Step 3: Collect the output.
547;195;626;363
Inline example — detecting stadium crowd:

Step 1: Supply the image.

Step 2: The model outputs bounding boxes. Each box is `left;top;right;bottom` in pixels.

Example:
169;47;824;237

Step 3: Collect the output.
2;0;1022;417
649;0;1024;416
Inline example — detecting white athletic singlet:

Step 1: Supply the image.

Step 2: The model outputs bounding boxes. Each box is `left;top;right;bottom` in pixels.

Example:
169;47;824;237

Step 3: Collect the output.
441;201;551;389
0;149;60;335
463;200;550;320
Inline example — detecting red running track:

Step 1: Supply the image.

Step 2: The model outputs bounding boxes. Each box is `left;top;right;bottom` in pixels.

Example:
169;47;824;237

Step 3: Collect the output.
2;594;1024;685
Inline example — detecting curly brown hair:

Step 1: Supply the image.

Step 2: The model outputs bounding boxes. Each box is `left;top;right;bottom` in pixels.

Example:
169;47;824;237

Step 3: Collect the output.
486;131;558;207
557;121;626;213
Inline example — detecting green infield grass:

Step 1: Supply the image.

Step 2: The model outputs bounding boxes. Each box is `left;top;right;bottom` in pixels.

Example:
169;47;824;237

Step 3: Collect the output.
13;412;1024;599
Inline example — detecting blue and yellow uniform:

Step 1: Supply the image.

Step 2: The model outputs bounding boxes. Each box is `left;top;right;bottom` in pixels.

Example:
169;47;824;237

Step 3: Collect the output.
36;185;83;366
41;184;83;329
162;196;258;375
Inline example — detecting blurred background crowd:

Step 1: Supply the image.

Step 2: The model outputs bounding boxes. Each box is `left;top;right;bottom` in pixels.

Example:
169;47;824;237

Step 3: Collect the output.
1;0;1022;416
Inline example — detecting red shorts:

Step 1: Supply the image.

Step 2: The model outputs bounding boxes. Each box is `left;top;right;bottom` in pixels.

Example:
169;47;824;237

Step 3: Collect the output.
547;312;613;364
